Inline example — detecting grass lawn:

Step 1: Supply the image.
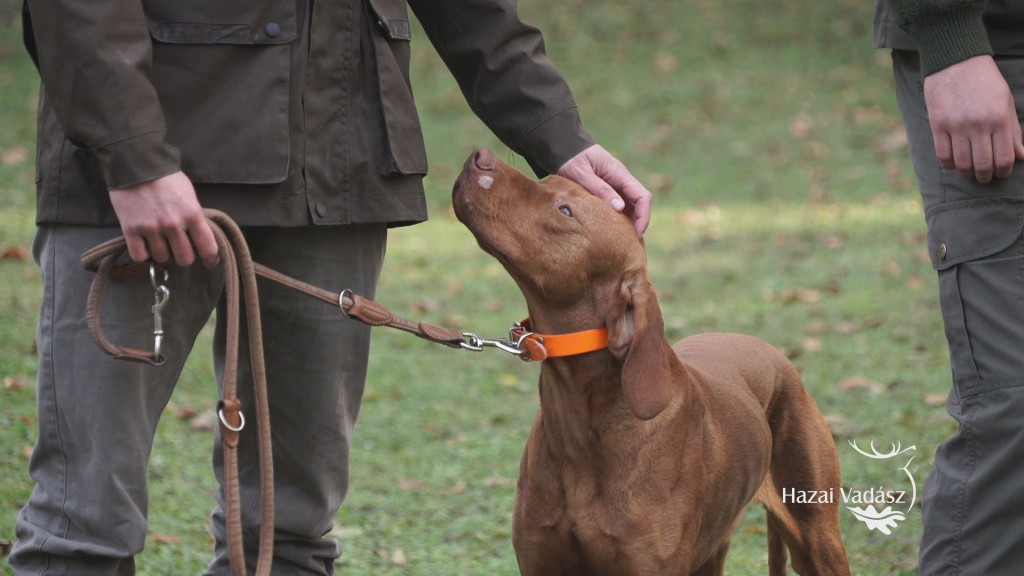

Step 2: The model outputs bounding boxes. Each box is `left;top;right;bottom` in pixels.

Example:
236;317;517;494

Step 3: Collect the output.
3;0;946;574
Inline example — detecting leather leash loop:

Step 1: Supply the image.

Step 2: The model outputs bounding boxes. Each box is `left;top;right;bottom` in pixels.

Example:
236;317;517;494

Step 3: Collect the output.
82;209;274;576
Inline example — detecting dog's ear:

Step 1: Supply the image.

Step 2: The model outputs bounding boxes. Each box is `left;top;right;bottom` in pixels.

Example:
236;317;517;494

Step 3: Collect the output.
607;273;672;420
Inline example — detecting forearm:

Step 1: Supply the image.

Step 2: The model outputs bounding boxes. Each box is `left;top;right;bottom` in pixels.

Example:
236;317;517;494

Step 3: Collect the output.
409;0;594;177
884;0;991;75
25;0;180;189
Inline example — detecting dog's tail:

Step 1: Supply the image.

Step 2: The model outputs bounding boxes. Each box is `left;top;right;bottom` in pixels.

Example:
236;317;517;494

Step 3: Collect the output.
766;513;788;576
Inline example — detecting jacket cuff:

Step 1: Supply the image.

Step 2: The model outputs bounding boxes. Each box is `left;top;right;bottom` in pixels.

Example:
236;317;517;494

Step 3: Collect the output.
905;5;992;76
514;106;596;178
92;130;182;190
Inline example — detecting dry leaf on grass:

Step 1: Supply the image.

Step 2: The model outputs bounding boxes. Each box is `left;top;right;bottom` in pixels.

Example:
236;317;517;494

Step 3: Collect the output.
823;413;868;439
1;245;31;262
189;410;218;431
1;146;27;166
398;479;426;491
4;376;33;391
839;376;885;394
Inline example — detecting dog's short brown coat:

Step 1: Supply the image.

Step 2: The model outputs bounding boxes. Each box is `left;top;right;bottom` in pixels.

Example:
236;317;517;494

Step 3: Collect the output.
453;149;850;575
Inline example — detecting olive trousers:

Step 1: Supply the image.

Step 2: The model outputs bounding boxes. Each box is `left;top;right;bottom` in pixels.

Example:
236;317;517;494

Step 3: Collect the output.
893;50;1024;575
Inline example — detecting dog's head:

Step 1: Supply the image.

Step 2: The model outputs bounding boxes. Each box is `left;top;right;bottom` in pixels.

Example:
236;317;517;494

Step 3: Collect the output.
453;148;671;419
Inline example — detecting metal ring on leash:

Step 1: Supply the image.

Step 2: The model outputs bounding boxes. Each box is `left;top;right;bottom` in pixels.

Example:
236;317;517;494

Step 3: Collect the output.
218;407;247;432
338;289;354;318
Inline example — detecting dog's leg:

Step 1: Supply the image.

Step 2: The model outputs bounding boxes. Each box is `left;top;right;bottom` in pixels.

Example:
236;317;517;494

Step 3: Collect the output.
761;369;851;575
766;512;789;576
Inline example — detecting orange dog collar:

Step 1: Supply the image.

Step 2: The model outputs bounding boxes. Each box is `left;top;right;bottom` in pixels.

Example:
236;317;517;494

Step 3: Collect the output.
511;318;610;362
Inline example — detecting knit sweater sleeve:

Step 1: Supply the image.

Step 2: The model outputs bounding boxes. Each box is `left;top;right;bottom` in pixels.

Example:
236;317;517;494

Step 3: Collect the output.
884;0;991;75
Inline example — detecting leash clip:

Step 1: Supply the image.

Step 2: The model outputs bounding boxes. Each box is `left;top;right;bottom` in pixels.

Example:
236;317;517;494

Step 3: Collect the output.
459;332;525;357
150;264;170;362
457;324;542;362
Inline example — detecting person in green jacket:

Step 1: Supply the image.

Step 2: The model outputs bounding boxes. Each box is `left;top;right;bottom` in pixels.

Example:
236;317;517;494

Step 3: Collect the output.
10;0;652;574
876;0;1024;573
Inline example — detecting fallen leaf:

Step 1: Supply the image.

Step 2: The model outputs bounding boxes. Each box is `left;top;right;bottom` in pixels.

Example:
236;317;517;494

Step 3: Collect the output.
150;534;181;545
819;234;843;250
836;321;859;335
655;53;677;73
839;376;885;394
876;128;908;153
1;146;27;167
779;288;821;304
328;523;364;539
398;479;425;491
1;245;30;262
645;173;674;193
483;475;513;488
923;393;947;407
804;321;830;335
446;480;467;495
4;376;33;391
412;298;440;313
789;114;814;139
391;547;407;566
801;338;822;353
175;405;200;420
824;413;868;439
189;410;218;431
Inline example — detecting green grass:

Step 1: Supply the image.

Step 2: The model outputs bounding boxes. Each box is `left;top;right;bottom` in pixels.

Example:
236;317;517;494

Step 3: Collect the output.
1;0;946;574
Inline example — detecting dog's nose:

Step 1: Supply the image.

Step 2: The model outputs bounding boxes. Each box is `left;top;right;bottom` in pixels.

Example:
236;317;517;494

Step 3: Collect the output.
472;148;496;171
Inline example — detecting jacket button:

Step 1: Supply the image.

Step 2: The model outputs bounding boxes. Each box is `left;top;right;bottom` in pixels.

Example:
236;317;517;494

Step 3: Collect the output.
265;22;281;38
315;203;327;218
938;243;947;260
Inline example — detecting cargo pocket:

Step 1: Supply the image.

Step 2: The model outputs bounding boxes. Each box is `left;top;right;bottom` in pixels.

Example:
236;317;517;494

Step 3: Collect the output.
929;198;1024;398
147;6;296;185
366;0;429;176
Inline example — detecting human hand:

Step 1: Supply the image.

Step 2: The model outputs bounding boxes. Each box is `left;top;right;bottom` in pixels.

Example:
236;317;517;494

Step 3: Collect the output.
108;171;219;267
557;144;652;236
924;55;1024;184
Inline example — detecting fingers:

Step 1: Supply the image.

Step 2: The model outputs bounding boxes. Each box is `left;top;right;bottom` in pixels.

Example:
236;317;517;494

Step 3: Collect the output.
924;56;1020;184
558;145;653;236
188;215;221;268
109;172;219;268
936;127;1019;184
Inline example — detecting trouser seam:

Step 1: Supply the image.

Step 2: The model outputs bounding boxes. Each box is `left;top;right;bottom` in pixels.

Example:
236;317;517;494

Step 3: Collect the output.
951;399;979;574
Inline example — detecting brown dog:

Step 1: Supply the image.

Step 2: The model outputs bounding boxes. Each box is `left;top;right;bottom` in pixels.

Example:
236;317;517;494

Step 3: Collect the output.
452;149;850;575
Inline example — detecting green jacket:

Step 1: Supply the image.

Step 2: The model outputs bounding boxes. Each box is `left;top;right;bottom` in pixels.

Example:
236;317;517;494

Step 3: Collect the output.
874;0;1024;76
24;0;594;227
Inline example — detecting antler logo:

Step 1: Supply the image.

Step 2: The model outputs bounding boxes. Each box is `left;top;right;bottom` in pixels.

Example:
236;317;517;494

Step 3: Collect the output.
844;440;917;535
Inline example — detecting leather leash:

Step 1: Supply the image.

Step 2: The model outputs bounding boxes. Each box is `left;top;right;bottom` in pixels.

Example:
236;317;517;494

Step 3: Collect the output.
83;210;275;576
80;209;609;574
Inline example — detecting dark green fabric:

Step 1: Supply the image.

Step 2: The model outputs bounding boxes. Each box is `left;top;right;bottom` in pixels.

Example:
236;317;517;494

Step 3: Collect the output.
24;0;595;228
874;0;1024;75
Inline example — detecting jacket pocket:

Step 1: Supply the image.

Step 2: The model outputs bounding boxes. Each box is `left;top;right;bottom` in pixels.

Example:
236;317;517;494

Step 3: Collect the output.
145;0;296;184
366;0;428;175
926;197;1024;270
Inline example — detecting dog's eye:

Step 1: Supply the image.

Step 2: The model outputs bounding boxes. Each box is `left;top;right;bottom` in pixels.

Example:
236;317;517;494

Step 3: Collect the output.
558;205;574;218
